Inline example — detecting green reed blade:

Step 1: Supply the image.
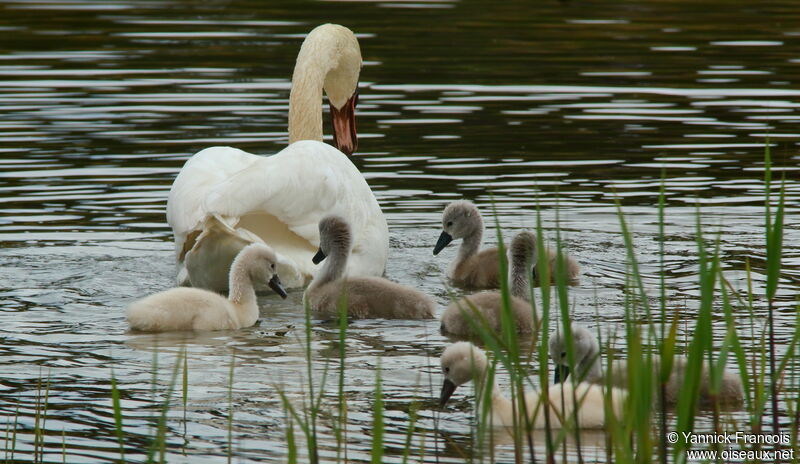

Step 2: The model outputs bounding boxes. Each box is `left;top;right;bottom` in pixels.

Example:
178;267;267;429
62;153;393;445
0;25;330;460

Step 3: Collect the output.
336;285;349;463
673;209;717;461
227;348;235;464
146;350;182;464
401;400;419;464
370;362;384;464
110;368;126;461
717;270;752;410
285;412;297;464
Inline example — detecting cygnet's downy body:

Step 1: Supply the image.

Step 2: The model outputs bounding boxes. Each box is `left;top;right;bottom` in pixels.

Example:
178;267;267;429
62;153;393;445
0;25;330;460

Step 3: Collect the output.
127;243;288;332
441;231;539;337
433;201;580;289
548;324;744;407
439;342;626;429
304;215;435;319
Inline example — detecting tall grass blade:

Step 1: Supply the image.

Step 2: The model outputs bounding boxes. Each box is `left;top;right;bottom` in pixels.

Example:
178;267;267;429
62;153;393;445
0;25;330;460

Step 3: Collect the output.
336;288;349;463
401;401;419;464
110;368;126;461
302;299;319;464
673;207;718;462
9;403;19;462
370;362;384;464
182;347;188;439
227;348;235;464
657;170;669;464
285;413;297;464
147;350;183;464
763;149;786;434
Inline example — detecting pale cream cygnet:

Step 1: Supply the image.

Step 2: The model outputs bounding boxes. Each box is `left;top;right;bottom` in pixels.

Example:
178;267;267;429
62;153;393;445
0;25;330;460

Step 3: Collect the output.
304;215;435;319
441;231;538;337
127;243;288;332
433;200;580;289
439;342;626;429
549;324;744;407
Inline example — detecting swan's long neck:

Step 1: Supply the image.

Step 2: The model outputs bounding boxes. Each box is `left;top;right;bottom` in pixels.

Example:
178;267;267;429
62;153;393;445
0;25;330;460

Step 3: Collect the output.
228;252;259;326
508;233;537;300
510;251;533;300
313;243;349;288
287;24;360;145
288;60;325;143
457;222;483;264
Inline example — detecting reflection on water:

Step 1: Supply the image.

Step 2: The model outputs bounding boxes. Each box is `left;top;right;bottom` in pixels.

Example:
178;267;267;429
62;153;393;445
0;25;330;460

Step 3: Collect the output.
0;0;798;461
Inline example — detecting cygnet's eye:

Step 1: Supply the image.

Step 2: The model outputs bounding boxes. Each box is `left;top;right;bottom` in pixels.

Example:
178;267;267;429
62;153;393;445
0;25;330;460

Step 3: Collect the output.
561;351;567;359
271;263;276;270
444;367;450;373
446;221;453;227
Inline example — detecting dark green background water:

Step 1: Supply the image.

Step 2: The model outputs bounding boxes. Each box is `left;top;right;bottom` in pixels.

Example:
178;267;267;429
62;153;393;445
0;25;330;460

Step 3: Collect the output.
0;0;798;461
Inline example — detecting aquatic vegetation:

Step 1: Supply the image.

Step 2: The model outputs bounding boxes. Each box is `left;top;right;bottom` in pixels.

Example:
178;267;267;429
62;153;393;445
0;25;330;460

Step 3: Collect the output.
1;150;798;463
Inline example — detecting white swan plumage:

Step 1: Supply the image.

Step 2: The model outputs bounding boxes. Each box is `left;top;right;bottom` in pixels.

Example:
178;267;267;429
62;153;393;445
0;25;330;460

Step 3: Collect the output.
166;24;388;291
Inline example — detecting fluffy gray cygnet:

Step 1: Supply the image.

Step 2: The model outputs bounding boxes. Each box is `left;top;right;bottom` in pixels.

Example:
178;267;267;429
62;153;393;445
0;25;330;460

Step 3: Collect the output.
549;323;744;407
304;215;435;320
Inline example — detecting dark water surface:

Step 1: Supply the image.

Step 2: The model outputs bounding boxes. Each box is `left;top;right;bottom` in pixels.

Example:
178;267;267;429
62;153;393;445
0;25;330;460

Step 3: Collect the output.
1;0;799;462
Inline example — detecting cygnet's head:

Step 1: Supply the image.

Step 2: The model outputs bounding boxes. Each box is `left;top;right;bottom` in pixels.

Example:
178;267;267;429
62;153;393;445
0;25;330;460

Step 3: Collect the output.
439;342;488;406
313;215;352;264
433;200;483;255
549;324;598;383
239;243;288;299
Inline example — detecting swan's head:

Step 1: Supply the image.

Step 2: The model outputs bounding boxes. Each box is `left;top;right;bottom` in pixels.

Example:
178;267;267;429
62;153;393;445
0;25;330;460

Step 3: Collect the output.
306;24;361;109
433;200;483;255
293;23;362;155
313;215;352;264
439;342;488;406
549;324;599;383
238;243;288;299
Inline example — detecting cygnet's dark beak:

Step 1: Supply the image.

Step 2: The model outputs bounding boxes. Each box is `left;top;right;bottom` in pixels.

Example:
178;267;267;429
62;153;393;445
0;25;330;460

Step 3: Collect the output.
312;248;326;264
268;274;288;299
439;378;458;407
433;231;453;256
553;364;570;384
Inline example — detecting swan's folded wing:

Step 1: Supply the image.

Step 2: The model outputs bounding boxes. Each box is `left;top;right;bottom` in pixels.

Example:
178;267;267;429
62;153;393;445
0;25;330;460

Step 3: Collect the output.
201;141;384;275
166;146;260;258
203;141;371;241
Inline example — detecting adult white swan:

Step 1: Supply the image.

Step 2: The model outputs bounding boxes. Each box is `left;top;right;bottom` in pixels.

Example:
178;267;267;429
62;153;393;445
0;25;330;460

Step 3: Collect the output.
167;24;389;291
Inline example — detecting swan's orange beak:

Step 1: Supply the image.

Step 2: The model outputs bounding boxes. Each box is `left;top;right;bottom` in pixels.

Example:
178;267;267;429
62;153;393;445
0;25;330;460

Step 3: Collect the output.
330;90;358;156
